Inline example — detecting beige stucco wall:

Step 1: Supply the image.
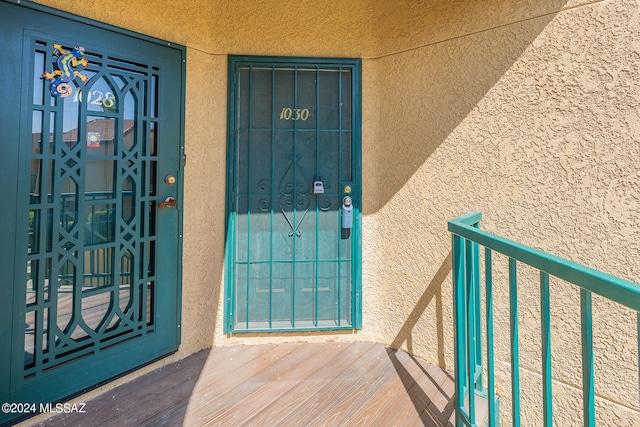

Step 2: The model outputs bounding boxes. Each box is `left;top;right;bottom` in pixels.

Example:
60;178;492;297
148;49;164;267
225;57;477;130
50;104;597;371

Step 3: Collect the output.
26;0;640;425
365;0;640;424
367;0;640;424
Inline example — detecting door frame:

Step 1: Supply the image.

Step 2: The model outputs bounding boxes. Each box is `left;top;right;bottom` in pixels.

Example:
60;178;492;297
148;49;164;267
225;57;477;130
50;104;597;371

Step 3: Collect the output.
224;55;362;333
0;1;185;420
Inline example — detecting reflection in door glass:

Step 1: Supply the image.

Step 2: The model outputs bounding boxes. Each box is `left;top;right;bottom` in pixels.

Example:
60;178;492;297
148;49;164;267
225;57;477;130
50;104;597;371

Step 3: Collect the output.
149;122;157;156
85;203;116;245
85;160;115;197
85;76;118;113
86;116;116;155
23;39;162;378
122;175;135;223
32;111;43;154
24;310;35;369
33;50;45;105
60;176;78;232
123;90;137;150
83;247;113;288
81;292;111;330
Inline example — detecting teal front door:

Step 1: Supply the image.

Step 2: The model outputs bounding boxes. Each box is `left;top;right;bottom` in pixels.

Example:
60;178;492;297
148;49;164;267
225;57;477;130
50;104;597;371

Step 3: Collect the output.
0;2;184;421
226;57;362;332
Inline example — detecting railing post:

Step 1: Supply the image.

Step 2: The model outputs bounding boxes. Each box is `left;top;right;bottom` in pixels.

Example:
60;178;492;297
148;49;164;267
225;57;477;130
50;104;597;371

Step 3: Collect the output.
581;289;595;427
469;223;483;391
465;237;477;424
540;272;553;426
486;248;497;427
452;233;468;426
509;258;520;427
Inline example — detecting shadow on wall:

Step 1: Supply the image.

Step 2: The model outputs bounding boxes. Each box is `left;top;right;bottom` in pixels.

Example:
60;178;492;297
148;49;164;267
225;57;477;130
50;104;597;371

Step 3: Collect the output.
385;252;455;425
386;347;456;425
390;251;452;368
365;1;573;214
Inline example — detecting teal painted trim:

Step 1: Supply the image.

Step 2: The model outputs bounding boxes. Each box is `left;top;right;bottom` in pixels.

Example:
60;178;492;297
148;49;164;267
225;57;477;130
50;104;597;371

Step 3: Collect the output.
485;248;497;427
225;56;363;333
509;258;520;427
229;325;355;334
337;65;342;327
235;259;353;265
246;65;253;331
469;226;483;393
291;65;298;329
352;57;363;330
314;67;320;327
580;289;596;427
1;14;31;404
270;66;276;329
465;238;477;424
540;272;553;427
228;55;361;67
223;59;238;335
175;42;187;347
448;212;640;312
452;234;467;426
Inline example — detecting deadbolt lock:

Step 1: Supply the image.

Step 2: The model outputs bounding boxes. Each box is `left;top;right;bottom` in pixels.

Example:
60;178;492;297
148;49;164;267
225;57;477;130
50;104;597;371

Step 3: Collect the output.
165;175;177;185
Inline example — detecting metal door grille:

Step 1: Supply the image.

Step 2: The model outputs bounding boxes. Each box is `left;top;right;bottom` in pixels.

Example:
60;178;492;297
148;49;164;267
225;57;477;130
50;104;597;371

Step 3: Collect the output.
227;58;362;332
23;38;159;378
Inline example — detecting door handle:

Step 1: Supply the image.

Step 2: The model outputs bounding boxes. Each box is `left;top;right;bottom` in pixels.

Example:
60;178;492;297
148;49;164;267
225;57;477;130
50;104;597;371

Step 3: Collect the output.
158;196;178;208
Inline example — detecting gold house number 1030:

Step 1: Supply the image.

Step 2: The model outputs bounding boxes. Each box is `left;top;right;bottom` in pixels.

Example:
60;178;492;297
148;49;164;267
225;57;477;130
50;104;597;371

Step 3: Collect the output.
280;107;310;121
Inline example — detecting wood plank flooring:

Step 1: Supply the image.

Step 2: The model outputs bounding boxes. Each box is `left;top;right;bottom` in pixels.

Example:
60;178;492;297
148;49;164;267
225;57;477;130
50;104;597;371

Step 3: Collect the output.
31;341;466;426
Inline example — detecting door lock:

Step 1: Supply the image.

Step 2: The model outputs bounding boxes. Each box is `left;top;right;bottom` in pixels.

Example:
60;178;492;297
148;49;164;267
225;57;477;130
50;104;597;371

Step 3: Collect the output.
313;177;325;194
342;196;353;229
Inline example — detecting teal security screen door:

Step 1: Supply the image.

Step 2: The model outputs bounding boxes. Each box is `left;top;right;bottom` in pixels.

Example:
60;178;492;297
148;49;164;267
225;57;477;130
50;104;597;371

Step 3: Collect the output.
0;2;184;421
226;57;362;332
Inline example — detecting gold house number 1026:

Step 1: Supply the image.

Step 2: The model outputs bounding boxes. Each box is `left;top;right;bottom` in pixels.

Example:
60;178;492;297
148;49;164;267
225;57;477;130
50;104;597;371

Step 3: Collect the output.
280;107;310;121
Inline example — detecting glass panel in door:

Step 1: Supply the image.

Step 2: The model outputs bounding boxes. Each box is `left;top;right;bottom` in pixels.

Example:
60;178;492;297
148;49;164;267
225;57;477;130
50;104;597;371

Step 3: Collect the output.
24;39;159;377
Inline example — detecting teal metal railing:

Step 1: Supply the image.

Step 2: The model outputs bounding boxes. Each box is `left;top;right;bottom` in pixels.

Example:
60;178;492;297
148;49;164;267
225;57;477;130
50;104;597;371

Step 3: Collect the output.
449;212;640;427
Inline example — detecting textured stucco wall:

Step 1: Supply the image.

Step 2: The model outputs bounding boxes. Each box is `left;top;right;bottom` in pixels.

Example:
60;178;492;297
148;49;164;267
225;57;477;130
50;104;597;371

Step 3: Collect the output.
33;0;378;57
25;0;640;425
365;0;640;424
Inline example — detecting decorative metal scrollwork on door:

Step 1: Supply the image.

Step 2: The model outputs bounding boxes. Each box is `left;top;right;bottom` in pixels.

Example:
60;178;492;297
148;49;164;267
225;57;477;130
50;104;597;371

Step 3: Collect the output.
277;154;310;237
229;60;359;332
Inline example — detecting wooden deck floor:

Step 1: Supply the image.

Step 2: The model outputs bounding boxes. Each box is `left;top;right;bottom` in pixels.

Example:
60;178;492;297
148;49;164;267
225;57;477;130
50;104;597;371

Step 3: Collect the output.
34;341;460;426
